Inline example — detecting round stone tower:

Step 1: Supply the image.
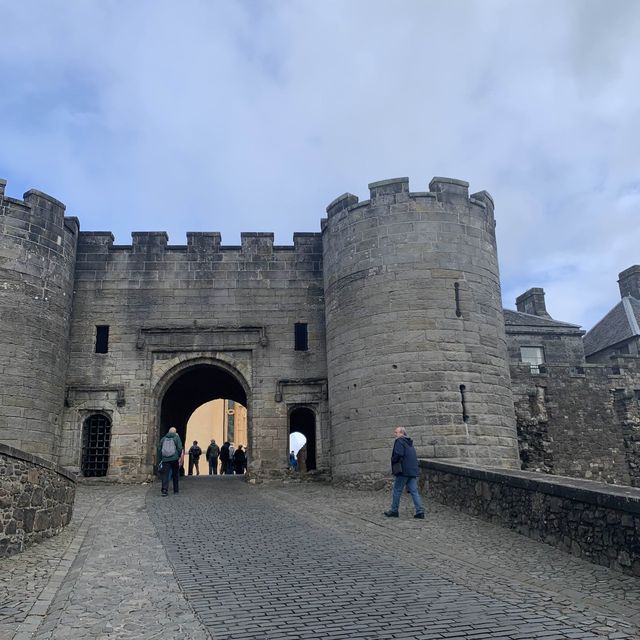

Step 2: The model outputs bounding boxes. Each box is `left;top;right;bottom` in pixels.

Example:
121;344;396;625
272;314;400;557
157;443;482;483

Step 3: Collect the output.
0;180;78;460
322;177;519;481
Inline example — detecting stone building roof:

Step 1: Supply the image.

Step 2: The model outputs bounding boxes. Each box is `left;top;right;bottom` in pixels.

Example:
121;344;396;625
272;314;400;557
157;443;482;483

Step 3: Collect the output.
503;309;583;335
583;297;640;357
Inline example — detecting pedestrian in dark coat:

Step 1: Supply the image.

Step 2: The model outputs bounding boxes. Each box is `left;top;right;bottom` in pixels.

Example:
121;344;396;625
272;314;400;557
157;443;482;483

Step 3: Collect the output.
188;440;202;475
219;441;231;474
206;439;220;475
233;445;247;475
384;426;424;518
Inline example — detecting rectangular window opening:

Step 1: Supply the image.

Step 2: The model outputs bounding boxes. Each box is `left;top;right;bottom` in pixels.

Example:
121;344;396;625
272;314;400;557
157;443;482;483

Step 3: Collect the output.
95;325;109;354
294;322;308;351
520;346;545;374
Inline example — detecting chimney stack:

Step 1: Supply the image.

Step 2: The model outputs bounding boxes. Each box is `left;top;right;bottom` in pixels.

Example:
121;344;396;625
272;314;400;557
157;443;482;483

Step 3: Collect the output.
516;288;551;318
618;265;640;299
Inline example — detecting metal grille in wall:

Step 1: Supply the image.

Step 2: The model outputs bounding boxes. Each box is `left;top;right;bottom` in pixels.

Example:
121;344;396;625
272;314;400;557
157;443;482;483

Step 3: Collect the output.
81;414;112;477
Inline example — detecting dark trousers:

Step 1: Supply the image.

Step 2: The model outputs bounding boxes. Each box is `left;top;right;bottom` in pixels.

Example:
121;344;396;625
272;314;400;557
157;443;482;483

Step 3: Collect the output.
188;457;200;475
208;457;218;475
161;459;180;493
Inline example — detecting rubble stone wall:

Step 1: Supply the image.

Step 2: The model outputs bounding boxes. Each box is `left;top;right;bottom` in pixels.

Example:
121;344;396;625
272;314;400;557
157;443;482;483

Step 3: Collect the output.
421;459;640;577
0;443;75;557
511;357;640;486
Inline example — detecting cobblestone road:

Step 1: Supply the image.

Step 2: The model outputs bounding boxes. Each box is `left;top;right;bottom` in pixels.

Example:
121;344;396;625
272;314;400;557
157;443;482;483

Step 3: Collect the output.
1;477;639;640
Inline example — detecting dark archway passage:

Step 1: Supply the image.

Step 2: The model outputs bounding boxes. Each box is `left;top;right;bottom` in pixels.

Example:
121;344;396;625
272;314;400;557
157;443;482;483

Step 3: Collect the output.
289;407;316;471
160;364;247;449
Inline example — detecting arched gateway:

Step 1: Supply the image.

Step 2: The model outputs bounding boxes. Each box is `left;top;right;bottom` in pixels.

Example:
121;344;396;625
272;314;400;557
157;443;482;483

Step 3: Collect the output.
157;362;250;460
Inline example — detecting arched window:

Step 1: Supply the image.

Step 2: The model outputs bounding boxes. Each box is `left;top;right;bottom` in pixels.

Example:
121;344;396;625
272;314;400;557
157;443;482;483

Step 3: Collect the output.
81;414;112;477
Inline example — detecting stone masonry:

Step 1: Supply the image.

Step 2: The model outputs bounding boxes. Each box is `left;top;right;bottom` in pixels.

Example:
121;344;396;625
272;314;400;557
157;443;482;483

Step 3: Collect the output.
422;459;640;577
0;175;521;482
1;172;639;487
0;442;75;558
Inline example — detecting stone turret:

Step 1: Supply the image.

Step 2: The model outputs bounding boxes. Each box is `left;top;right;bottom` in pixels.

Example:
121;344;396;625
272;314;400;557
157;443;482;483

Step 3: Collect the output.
0;182;78;460
322;176;519;481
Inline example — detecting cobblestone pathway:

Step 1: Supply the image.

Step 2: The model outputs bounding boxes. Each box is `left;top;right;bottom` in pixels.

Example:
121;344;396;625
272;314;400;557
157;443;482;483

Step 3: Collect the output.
1;477;639;640
0;483;207;640
147;477;640;640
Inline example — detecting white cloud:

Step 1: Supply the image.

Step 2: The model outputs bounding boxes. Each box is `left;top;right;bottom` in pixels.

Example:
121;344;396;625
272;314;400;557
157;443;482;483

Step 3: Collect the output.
0;0;639;329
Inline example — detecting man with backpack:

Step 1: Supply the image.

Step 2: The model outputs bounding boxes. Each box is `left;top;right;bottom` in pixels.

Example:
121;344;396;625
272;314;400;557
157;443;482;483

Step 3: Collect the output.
158;427;183;496
188;440;202;475
206;439;220;475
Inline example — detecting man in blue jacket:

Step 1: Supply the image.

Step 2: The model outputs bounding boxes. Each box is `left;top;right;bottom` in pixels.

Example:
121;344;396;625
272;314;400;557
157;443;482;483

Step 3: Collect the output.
384;426;425;519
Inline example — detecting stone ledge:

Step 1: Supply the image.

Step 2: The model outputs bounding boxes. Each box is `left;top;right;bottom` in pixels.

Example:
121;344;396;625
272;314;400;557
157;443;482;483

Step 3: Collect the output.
1;444;76;557
420;459;640;513
420;458;640;576
0;442;76;483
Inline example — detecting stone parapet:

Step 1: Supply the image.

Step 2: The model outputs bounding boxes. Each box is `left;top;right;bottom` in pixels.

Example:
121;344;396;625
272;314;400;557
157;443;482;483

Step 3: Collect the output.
421;459;640;577
0;443;76;557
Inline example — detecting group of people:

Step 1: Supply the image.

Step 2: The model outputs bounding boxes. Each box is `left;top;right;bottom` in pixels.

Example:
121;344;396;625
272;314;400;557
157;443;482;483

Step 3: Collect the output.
157;431;248;495
204;439;247;475
159;425;426;521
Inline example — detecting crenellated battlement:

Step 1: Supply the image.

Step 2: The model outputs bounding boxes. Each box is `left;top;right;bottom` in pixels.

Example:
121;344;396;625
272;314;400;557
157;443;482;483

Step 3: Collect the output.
0;179;79;240
325;176;494;221
1;179;67;213
77;230;322;256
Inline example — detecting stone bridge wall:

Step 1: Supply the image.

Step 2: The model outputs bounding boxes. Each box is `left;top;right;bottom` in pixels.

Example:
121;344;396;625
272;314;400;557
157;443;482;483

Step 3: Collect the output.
0;443;76;557
420;459;640;577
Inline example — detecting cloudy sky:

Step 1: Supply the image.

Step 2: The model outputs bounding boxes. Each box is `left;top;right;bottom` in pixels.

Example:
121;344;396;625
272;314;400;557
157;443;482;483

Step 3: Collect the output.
1;0;638;330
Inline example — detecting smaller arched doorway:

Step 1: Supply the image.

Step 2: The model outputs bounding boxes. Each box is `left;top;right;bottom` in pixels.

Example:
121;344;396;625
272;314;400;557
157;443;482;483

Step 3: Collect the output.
289;407;316;471
81;413;112;477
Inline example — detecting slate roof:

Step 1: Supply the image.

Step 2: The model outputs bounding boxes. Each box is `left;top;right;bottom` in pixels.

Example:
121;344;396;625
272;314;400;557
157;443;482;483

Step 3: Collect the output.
583;296;640;357
503;309;583;334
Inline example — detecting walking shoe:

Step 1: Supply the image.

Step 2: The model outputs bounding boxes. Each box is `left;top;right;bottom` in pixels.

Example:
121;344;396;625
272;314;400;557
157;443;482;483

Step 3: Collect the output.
414;512;425;519
384;510;399;517
161;491;168;497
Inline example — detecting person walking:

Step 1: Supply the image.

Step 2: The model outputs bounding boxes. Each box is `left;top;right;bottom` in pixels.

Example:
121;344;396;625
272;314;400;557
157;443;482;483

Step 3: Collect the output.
233;444;247;475
384;426;425;519
206;439;220;475
158;427;183;496
188;440;202;475
219;441;231;474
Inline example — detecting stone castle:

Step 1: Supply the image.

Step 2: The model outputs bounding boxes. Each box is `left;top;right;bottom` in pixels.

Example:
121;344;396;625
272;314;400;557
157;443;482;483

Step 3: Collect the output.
0;175;638;485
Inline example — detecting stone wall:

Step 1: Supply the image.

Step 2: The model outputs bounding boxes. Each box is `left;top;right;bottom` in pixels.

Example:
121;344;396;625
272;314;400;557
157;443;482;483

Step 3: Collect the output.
511;356;640;486
0;443;76;557
61;230;328;479
421;459;640;577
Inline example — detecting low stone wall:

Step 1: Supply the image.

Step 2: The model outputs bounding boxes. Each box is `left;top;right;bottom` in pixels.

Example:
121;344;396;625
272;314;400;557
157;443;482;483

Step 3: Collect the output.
0;443;76;557
420;459;640;577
